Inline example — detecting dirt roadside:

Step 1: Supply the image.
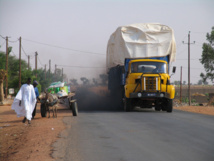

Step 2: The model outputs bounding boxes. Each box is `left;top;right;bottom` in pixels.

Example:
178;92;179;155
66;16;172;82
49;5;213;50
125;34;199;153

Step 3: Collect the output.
0;100;214;161
174;105;214;116
0;101;73;161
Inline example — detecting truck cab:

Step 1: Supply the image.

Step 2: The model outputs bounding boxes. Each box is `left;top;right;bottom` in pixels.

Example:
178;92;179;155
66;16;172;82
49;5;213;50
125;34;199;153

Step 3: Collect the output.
124;59;176;112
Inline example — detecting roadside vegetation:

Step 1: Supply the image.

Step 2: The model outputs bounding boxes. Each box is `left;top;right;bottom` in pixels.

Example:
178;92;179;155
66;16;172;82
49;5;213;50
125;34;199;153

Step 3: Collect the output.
0;51;64;94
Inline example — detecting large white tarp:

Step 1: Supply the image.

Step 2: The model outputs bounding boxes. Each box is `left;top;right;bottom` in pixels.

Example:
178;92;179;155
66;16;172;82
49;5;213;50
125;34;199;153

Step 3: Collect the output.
106;23;176;69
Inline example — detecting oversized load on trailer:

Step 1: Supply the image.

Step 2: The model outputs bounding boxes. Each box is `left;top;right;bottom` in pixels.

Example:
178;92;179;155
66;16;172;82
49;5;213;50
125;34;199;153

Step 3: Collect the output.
107;23;176;112
107;23;176;69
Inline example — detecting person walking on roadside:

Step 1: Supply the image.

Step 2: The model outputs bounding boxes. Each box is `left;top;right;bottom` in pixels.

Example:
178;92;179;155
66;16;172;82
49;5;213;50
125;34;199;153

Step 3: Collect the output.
32;80;39;119
11;78;37;124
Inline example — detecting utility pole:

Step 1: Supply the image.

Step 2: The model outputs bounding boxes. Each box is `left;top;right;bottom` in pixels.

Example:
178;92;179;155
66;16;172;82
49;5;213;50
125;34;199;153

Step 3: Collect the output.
19;37;21;89
62;68;63;82
49;59;51;74
45;64;46;80
180;66;182;103
28;55;30;70
5;36;8;98
35;52;38;78
55;64;57;81
183;31;195;106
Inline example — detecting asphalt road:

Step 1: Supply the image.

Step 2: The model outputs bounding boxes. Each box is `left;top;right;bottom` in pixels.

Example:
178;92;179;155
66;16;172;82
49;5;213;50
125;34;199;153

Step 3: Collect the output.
52;109;214;161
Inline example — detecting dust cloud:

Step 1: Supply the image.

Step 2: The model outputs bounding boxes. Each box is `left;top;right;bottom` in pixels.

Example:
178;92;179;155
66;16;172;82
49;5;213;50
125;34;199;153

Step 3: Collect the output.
74;85;123;111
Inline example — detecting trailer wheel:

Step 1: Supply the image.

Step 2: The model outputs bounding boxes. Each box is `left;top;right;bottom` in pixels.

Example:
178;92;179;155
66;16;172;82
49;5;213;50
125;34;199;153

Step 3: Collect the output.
41;103;47;117
166;99;173;113
71;102;78;116
124;98;132;112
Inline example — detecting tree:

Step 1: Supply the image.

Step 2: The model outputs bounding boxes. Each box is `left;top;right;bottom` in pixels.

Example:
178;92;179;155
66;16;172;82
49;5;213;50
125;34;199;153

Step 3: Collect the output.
173;80;180;85
80;77;89;85
197;80;203;85
197;79;208;85
200;26;214;82
0;69;7;104
0;51;63;95
92;78;98;86
70;79;78;86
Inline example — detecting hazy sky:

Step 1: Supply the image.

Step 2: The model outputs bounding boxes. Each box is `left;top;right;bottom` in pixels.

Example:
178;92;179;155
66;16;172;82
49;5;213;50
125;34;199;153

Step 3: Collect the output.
0;0;213;84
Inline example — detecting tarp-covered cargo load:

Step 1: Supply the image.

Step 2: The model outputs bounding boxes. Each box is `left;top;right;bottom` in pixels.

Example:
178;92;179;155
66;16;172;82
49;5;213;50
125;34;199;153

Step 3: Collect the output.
106;23;176;69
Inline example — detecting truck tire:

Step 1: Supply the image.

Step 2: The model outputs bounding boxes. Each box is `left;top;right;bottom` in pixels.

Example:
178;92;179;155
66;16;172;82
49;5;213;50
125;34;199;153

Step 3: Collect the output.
155;105;161;111
71;102;78;116
41;103;47;117
124;98;132;112
155;101;161;111
166;99;173;113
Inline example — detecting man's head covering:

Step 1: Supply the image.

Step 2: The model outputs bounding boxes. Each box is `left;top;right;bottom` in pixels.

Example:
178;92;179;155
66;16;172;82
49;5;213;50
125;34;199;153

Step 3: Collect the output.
33;80;38;85
27;78;32;84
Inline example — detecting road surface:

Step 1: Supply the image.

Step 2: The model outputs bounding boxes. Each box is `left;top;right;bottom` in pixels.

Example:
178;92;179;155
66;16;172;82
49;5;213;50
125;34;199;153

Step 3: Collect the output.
52;109;214;161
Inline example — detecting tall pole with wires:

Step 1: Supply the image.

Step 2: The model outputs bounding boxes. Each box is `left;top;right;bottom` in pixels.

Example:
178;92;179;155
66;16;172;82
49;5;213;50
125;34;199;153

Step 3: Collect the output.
5;36;8;98
28;55;30;70
62;68;63;82
35;52;38;78
49;59;51;74
19;37;22;89
55;64;57;81
183;31;195;106
45;64;46;80
180;66;182;102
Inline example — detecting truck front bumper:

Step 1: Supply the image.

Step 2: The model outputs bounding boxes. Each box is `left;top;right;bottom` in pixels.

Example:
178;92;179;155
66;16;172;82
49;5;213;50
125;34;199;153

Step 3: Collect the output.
129;92;170;99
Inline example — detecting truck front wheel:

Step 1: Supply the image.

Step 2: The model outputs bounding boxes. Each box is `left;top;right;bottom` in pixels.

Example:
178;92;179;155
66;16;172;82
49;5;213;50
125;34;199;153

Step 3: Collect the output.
155;101;161;111
124;98;132;112
166;99;173;113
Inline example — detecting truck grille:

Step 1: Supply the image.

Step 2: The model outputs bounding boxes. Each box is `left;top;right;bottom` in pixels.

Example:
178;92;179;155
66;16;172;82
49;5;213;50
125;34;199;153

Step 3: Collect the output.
142;77;160;92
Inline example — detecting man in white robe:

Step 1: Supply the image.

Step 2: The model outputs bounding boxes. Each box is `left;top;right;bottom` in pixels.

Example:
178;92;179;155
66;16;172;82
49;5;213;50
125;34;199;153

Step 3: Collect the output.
11;78;37;124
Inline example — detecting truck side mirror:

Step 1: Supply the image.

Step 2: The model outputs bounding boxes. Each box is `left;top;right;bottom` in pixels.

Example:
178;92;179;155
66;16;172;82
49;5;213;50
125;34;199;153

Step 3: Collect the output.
172;66;176;73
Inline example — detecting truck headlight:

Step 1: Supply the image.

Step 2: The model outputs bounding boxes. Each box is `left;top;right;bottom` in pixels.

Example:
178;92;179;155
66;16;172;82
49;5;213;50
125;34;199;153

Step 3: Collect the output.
160;93;164;97
137;93;142;97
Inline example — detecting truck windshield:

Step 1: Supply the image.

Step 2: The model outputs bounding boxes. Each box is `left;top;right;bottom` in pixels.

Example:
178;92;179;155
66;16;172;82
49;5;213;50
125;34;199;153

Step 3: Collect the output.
131;61;167;74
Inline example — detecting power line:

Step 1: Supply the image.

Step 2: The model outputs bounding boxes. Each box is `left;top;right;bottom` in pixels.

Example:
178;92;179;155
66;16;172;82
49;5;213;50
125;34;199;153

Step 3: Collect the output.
176;35;188;50
182;67;204;70
8;39;19;43
192;75;201;78
0;35;19;43
0;35;6;39
194;44;203;47
176;48;187;56
57;64;106;69
176;58;200;60
22;38;105;56
195;42;204;44
38;56;44;67
21;44;30;58
0;40;6;47
192;32;207;34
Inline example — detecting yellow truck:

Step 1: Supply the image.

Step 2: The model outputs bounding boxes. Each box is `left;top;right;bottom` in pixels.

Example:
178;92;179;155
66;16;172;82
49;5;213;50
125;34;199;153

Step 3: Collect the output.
124;58;176;112
107;23;176;112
